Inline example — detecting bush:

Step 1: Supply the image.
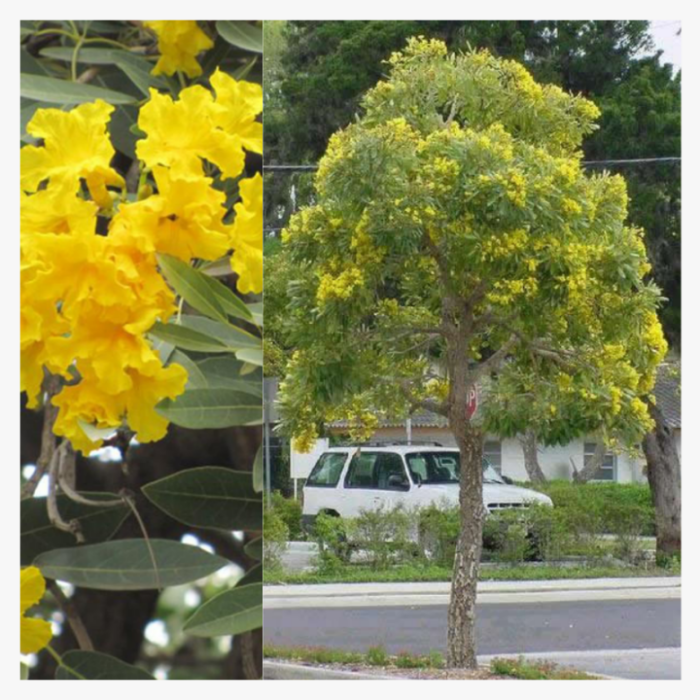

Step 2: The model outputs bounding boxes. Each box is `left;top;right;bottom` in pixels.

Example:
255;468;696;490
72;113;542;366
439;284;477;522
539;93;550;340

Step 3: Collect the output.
263;501;289;571
271;491;303;541
417;502;460;567
525;481;655;536
353;504;415;570
313;511;355;574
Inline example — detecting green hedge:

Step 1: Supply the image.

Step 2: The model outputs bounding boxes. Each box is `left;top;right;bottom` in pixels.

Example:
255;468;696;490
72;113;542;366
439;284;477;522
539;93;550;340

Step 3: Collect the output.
522;481;655;536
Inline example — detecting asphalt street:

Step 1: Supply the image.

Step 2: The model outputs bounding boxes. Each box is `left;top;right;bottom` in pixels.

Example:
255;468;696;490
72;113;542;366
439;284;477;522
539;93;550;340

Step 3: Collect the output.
263;598;681;679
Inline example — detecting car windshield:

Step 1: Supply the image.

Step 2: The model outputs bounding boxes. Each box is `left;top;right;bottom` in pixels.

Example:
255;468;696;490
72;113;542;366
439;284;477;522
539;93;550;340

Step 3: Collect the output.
405;452;505;485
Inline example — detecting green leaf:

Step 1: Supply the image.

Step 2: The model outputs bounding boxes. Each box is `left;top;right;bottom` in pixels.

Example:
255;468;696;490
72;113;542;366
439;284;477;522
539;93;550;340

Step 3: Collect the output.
253;446;263;493
113;52;165;97
199;269;254;323
216;21;262;53
40;46;121;65
195;357;262;393
157;254;227;323
183;583;262;637
20;74;136;105
179;315;260;349
20;663;29;680
234;56;258;81
142;467;262;531
239;563;262;585
247;302;263;326
245;536;262;560
171;350;208;390
21;493;129;567
235;347;263;366
156;388;262;429
56;651;155;680
148;321;229;353
34;539;228;590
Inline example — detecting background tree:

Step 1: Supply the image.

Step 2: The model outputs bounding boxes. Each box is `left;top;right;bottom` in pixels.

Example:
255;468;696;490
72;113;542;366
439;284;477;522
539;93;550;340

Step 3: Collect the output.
276;38;667;668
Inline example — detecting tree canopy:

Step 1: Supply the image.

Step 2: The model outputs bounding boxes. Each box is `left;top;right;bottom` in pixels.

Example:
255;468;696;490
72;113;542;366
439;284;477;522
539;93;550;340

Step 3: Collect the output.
275;38;667;457
265;20;680;344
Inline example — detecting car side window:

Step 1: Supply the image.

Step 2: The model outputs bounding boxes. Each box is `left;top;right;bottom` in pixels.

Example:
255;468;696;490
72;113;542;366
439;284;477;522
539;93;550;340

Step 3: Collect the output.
345;453;377;488
306;453;348;487
345;452;409;490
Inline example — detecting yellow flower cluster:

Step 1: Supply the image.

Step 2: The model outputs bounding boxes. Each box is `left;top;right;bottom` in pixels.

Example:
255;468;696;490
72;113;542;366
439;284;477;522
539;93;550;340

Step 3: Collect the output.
20;567;52;655
21;72;262;454
316;267;364;305
480;228;529;261
388;35;447;66
21;101;186;453
486;277;538;305
561;197;583;217
144;20;213;78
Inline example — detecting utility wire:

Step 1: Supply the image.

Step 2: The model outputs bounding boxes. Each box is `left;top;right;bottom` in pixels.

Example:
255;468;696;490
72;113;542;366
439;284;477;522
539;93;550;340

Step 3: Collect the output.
264;157;680;172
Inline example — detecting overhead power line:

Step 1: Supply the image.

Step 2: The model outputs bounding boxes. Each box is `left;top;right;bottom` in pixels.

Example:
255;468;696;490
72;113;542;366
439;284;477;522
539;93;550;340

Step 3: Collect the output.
264;157;680;173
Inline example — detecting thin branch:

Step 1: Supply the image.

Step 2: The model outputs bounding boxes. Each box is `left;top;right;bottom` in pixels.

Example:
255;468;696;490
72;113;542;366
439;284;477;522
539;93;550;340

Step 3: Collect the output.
47;580;94;652
22;376;60;500
466;334;518;384
46;445;84;540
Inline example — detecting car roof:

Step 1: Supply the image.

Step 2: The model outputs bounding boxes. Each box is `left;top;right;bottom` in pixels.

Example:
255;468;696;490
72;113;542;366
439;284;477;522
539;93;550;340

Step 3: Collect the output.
322;445;460;454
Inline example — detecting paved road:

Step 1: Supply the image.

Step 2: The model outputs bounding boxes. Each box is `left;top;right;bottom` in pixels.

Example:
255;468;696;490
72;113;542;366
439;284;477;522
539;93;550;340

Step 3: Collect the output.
264;599;681;679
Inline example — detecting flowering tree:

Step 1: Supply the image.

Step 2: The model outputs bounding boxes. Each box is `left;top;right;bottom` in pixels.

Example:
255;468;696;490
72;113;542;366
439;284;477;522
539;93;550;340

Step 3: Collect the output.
21;21;263;680
277;38;667;668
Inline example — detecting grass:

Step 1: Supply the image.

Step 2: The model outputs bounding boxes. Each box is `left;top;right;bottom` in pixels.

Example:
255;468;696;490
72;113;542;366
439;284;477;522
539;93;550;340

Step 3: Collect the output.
263;644;445;669
490;656;598;680
263;562;678;585
263;645;599;679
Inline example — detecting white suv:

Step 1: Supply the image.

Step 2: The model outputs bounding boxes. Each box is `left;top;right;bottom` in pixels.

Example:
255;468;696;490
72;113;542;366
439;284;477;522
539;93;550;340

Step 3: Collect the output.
301;444;552;529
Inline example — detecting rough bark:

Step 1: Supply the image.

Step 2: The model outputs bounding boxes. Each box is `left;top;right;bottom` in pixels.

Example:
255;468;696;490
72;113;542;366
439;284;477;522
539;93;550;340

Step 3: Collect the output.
519;430;546;483
642;401;681;561
446;418;484;669
444;301;484;670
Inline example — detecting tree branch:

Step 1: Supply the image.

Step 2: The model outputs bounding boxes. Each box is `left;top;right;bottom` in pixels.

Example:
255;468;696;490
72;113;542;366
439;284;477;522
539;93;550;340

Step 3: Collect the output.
47;580;94;651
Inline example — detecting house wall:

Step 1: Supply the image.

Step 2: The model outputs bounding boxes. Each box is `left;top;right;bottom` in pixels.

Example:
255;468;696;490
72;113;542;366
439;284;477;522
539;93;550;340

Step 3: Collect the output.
296;424;661;483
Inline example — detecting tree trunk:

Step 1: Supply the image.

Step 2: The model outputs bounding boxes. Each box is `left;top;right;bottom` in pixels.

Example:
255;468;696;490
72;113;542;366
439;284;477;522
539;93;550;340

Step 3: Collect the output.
519;430;546;483
571;441;606;483
446;418;484;669
642;401;681;562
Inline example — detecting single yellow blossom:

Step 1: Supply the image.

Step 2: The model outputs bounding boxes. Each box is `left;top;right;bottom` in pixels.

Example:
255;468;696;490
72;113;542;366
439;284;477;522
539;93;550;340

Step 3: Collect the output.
144;20;213;78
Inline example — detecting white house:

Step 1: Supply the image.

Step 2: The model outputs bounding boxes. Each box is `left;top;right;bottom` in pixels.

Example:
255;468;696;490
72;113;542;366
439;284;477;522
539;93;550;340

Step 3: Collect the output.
273;365;680;489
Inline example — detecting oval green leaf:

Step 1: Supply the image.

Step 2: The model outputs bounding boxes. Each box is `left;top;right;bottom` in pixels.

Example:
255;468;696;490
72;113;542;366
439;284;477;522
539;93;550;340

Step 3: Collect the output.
179;315;260;349
156;388;262;429
56;651;155;680
253;446;263;493
20;73;136;105
21;493;128;567
183;583;262;637
157;254;227;323
216;21;262;53
148;321;229;353
142;467;262;531
34;539;228;590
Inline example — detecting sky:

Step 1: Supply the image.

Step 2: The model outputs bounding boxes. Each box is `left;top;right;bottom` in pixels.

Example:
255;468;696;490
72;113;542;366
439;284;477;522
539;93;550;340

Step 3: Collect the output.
648;20;681;70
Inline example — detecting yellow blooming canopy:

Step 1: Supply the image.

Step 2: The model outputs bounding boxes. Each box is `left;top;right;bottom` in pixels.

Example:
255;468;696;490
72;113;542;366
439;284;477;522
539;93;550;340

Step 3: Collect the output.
230;173;262;294
20;567;52;655
144;20;213;78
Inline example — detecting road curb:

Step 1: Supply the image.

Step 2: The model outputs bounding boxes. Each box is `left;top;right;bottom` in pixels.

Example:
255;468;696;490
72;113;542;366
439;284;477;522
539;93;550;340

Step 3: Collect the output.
263;660;393;680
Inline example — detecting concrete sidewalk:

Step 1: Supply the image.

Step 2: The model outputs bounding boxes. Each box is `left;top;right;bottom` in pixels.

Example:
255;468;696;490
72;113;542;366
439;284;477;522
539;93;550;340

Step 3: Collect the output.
264;576;681;609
